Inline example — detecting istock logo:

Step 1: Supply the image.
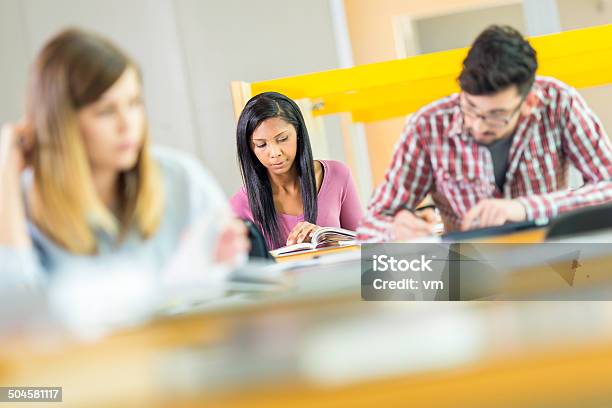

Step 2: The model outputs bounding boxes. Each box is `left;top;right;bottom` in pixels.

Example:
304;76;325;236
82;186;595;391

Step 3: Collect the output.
372;254;434;272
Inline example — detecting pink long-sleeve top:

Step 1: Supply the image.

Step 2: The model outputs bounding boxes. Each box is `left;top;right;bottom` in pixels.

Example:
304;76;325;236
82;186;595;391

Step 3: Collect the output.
230;160;363;249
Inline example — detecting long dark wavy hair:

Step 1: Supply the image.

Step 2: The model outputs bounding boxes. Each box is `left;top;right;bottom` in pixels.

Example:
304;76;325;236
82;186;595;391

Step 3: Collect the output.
236;92;317;249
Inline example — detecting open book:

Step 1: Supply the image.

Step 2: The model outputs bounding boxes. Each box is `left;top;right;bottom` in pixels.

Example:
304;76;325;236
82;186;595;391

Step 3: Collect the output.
269;227;358;257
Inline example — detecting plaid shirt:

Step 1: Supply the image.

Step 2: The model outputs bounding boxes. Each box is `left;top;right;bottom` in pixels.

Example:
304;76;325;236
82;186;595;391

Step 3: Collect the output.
358;77;612;241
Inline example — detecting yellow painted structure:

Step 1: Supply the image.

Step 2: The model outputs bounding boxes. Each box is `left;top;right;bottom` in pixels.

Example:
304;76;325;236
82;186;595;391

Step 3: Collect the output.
232;24;612;123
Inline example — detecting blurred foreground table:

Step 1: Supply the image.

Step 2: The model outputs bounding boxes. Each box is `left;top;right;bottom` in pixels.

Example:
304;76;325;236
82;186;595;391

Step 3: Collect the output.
3;230;612;407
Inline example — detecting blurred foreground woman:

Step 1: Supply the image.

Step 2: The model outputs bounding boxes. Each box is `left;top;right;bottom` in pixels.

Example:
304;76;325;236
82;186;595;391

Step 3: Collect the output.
0;28;248;288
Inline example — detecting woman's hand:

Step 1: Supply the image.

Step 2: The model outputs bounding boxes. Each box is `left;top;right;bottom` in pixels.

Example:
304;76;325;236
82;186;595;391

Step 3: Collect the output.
286;221;320;246
0;122;34;247
213;218;250;265
0;122;33;175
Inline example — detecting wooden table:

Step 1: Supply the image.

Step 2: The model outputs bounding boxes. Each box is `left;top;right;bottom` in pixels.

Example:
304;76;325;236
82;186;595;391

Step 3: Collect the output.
3;228;612;408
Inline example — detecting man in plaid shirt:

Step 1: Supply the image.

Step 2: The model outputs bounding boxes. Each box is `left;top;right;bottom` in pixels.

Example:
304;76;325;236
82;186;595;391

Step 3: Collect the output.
358;25;612;242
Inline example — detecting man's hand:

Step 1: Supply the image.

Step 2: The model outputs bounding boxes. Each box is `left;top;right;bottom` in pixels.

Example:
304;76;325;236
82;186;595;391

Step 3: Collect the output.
461;199;526;231
391;210;437;240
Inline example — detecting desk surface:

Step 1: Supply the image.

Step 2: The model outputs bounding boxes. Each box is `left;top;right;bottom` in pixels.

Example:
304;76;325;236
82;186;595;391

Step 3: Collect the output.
273;244;360;263
2;229;612;408
273;227;547;263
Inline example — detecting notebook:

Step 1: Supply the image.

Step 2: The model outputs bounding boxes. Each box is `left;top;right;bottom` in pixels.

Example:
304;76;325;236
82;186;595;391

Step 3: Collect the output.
270;227;357;257
441;218;549;242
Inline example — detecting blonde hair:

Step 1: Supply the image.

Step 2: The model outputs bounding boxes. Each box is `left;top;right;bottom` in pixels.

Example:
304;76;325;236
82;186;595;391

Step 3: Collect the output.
26;28;163;254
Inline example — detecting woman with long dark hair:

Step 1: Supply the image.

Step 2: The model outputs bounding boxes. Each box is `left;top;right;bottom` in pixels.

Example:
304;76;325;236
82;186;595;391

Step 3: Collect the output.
231;92;363;249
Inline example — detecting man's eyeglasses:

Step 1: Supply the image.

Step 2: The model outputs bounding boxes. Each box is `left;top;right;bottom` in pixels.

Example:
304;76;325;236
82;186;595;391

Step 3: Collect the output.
460;94;526;129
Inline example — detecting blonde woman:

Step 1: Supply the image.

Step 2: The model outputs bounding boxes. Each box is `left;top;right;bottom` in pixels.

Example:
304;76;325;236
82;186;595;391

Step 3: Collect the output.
0;28;248;287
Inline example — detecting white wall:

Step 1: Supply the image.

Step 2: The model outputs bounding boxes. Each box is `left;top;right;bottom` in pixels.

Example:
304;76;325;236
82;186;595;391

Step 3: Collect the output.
173;0;341;193
15;0;200;157
0;0;341;194
414;2;525;53
557;0;612;136
0;0;29;123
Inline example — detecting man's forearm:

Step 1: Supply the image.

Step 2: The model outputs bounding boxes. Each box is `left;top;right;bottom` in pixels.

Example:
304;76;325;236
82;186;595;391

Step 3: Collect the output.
516;181;612;220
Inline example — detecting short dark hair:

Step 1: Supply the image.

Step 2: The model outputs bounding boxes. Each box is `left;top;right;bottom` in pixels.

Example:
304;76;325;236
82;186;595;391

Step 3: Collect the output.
458;25;537;97
236;92;318;249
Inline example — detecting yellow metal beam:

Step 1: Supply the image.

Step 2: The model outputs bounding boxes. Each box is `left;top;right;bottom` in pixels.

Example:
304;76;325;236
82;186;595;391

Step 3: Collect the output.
240;24;612;123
